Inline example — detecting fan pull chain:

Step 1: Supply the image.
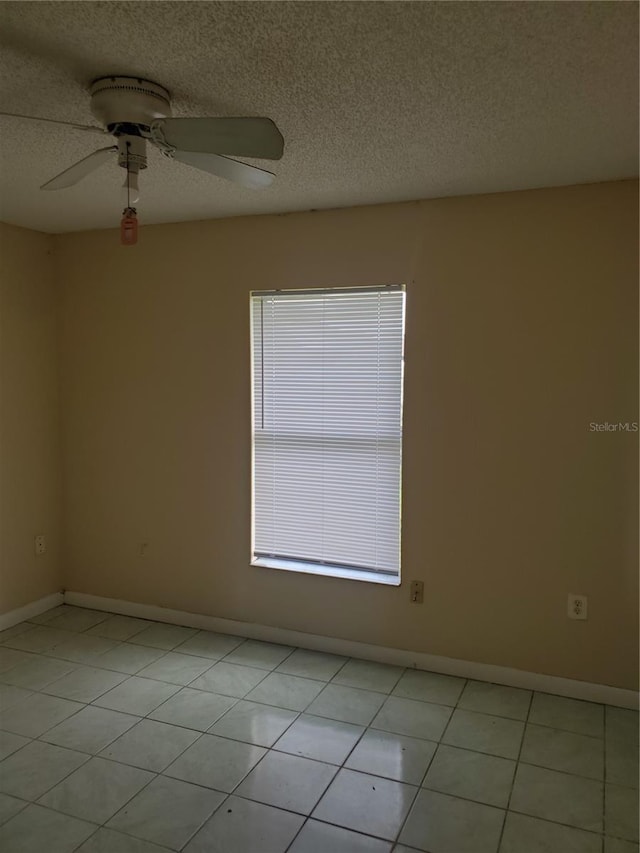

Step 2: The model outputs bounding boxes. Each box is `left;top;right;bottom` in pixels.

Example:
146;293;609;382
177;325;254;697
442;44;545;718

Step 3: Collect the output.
121;140;138;246
127;141;130;209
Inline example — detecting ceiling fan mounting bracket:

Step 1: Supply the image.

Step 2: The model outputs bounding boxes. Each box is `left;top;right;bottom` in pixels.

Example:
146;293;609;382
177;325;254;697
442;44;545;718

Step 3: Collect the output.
89;76;171;129
149;124;176;157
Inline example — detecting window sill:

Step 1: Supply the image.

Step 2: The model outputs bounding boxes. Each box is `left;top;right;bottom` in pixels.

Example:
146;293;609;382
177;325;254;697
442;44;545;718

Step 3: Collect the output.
251;556;401;586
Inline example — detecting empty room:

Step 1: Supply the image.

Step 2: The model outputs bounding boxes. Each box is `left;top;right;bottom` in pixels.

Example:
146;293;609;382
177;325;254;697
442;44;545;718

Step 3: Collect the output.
0;2;638;852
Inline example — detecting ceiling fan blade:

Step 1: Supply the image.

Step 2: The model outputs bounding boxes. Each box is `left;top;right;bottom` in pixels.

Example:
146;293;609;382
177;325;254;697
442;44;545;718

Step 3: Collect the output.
41;146;117;190
154;117;284;160
0;111;106;134
172;149;275;189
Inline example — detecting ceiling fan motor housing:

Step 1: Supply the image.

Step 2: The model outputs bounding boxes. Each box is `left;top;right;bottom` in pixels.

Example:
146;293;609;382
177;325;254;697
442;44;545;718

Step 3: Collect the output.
90;76;171;131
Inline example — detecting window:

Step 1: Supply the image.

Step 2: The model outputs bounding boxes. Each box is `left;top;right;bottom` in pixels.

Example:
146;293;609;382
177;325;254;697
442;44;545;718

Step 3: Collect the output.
250;285;405;584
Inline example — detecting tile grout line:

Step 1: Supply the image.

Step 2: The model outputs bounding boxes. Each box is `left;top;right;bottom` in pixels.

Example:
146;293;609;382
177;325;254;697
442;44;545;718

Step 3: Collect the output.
602;706;607;852
2;683;621;773
33;706;167;830
0;759;633;839
408;676;469;801
1;607;637;852
282;692;376;853
170;671;388;850
0;797;30;830
3;743;94;815
167;691;607;772
386;680;467;849
94;723;218;848
8;669;618;783
40;698;222;846
18;625;611;734
158;679;327;811
495;686;534;851
2;629;236;845
290;813;411;852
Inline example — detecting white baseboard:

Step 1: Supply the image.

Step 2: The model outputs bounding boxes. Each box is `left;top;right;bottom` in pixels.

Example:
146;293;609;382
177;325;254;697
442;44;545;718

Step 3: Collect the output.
0;592;64;631
64;591;638;710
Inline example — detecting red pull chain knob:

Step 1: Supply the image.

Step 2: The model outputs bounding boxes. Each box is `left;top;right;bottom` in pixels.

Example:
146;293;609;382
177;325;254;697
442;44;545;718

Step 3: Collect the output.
120;207;138;246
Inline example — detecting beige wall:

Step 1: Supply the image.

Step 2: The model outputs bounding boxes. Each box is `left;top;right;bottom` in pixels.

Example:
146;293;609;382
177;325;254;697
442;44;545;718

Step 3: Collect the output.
55;180;638;689
0;223;61;613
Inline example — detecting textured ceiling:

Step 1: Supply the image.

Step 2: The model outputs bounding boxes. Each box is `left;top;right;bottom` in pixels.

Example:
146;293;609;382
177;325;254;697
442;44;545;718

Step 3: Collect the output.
0;1;637;233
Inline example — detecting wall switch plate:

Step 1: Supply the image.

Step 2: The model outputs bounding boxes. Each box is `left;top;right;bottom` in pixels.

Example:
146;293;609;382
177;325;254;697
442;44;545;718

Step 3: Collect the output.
410;580;424;603
568;594;587;620
35;535;46;555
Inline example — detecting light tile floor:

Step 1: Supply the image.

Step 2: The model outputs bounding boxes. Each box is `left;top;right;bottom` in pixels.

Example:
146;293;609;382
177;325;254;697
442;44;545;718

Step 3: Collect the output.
0;605;637;853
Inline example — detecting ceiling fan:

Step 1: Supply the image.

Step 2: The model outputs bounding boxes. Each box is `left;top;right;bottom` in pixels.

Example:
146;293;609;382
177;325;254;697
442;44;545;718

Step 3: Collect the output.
0;76;285;199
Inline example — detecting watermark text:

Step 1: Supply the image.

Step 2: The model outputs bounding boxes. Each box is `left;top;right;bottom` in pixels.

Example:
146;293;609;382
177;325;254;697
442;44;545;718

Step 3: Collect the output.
589;422;638;432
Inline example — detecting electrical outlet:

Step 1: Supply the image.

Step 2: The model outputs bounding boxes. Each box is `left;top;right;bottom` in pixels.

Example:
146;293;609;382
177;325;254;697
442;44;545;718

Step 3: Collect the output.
410;581;424;604
34;535;46;555
568;594;587;620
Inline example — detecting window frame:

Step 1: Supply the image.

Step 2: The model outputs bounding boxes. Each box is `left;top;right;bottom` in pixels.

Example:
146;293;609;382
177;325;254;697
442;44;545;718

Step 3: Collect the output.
250;283;406;586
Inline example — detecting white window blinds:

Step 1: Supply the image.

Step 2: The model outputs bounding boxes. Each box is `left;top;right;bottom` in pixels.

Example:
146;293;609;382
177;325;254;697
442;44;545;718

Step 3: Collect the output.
251;285;405;578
